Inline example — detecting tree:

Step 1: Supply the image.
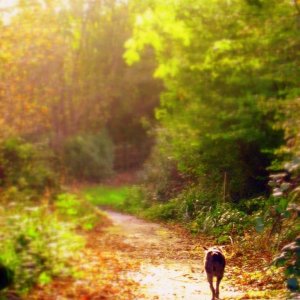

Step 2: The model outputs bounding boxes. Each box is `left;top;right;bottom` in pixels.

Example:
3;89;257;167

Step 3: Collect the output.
0;0;160;162
125;0;300;202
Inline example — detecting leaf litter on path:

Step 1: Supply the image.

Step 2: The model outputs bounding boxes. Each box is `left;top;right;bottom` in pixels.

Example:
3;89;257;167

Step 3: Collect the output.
31;209;281;299
97;210;243;300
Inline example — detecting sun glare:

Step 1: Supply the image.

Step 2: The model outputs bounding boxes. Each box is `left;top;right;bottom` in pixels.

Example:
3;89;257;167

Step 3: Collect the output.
0;0;18;24
0;0;18;9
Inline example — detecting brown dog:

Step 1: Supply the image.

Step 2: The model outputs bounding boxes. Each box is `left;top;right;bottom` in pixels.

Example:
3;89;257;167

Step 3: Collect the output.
203;246;226;300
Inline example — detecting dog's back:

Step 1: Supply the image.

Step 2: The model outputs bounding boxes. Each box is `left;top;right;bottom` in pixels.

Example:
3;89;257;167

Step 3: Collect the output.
204;246;226;300
204;247;226;277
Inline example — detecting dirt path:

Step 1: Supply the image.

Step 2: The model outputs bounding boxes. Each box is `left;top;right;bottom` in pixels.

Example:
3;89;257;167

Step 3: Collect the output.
29;209;243;300
104;210;242;300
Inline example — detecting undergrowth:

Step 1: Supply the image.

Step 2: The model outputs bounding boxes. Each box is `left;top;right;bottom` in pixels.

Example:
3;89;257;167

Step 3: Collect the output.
84;186;130;209
0;192;102;297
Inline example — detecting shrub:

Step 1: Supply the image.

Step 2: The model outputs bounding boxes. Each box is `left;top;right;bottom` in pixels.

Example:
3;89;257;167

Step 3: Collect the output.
237;196;267;214
193;203;250;243
0;137;34;186
0;137;58;200
0;204;84;294
174;185;220;220
63;131;114;181
55;193;98;230
138;139;190;204
273;235;300;293
121;186;149;214
142;200;179;221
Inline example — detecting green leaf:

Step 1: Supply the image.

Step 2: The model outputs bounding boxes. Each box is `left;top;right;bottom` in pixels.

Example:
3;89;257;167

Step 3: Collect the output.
38;272;52;286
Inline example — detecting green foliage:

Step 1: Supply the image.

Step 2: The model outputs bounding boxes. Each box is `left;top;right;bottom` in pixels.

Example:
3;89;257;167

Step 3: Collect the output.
237;196;266;214
55;193;98;230
267;165;300;292
126;0;300;204
0;191;102;296
0;203;84;294
142;200;179;221
174;185;220;219
0;137;58;200
273;236;300;292
193;203;250;242
139;143;189;203
84;186;130;208
125;9;300;296
84;185;151;215
63;131;114;181
0;137;34;187
122;186;150;214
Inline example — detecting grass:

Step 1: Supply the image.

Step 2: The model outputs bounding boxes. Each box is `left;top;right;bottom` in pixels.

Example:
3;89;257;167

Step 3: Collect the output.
83;185;148;215
83;186;130;209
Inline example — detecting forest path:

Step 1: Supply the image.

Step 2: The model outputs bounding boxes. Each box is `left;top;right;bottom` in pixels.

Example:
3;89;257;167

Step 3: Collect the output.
103;210;241;300
29;207;243;300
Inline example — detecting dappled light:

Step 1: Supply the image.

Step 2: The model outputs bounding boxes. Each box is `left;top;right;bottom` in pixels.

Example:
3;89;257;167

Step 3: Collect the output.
0;0;299;299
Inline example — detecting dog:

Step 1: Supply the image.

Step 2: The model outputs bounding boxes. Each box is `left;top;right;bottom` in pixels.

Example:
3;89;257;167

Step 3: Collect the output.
203;246;226;300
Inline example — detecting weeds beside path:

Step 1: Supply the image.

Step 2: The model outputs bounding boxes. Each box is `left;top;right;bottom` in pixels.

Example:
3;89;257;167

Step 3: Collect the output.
29;213;142;300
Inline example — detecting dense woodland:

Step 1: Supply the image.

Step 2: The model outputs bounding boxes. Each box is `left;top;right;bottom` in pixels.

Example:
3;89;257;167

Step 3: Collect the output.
0;0;299;298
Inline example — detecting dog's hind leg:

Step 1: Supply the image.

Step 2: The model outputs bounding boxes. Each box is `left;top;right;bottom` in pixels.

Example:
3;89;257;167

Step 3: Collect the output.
215;275;223;299
207;274;216;300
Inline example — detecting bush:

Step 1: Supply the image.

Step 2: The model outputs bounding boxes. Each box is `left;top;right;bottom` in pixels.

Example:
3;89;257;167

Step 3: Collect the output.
237;196;267;214
142;200;179;221
0;192;101;296
273;235;300;293
121;186;149;214
0;203;84;294
0;137;58;200
193;203;250;243
63;131;114;181
0;138;34;185
138;140;189;204
55;193;98;230
173;185;220;220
